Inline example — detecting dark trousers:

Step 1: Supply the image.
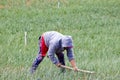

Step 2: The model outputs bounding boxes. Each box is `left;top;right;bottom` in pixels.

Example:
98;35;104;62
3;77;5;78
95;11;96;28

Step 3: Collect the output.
56;53;65;65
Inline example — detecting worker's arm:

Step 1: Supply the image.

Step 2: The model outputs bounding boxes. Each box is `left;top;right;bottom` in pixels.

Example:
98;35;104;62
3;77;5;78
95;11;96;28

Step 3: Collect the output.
66;48;78;71
48;44;60;66
70;59;78;71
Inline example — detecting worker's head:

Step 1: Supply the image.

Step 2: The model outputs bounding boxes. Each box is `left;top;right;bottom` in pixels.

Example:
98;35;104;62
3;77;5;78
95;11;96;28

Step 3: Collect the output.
62;36;73;48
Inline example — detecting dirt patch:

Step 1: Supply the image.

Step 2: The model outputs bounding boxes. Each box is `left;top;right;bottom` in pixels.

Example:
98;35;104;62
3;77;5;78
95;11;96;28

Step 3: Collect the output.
0;5;10;9
26;0;31;6
0;5;5;9
0;0;32;9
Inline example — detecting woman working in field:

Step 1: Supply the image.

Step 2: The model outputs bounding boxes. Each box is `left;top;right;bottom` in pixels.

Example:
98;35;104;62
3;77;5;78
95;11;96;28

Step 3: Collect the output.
30;31;78;74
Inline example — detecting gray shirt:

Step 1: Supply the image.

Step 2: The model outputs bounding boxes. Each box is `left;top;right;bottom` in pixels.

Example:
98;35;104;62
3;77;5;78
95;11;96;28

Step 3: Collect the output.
43;31;74;64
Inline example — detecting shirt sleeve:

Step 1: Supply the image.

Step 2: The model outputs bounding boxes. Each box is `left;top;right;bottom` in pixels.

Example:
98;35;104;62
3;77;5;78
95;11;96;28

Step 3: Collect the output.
47;43;59;64
66;48;74;61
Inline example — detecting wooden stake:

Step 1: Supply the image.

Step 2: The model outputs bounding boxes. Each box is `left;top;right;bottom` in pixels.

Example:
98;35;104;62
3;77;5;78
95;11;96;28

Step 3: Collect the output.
25;32;27;45
58;0;60;8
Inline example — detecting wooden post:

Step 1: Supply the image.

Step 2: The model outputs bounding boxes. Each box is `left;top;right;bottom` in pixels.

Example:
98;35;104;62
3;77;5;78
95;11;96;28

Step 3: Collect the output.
25;32;27;45
58;0;60;8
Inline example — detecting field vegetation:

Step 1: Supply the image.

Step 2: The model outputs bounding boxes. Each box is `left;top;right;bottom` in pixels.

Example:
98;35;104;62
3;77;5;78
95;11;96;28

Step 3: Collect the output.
0;0;120;80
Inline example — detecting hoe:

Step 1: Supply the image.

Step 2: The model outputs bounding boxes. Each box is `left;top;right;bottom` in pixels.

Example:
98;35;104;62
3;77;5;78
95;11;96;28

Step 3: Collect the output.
60;65;95;74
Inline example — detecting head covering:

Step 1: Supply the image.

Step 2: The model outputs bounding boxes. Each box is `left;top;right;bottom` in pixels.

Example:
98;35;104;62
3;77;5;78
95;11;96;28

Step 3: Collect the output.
62;36;73;47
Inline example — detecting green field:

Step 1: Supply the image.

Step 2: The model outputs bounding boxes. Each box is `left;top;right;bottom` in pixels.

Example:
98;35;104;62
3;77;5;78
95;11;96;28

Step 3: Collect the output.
0;0;120;80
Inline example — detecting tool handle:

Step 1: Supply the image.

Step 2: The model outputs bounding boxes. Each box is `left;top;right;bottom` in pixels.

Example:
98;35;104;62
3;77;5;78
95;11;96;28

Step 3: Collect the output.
60;65;95;74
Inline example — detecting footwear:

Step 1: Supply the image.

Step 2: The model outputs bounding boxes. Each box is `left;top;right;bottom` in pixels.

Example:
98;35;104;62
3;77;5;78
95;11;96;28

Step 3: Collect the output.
30;64;38;74
30;66;36;74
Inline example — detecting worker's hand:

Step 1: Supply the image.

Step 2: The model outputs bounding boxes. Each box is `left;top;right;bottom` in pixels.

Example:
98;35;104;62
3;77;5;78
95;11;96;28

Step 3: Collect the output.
73;66;79;72
56;63;61;67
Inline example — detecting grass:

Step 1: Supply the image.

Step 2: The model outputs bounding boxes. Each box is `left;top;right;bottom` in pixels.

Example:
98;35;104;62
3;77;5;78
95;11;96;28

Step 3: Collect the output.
0;0;120;80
